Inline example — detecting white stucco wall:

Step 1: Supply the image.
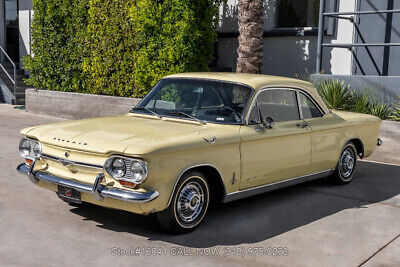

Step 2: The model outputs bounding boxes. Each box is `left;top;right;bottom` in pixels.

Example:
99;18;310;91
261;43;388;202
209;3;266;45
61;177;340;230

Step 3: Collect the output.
217;0;356;77
18;0;32;64
329;0;356;75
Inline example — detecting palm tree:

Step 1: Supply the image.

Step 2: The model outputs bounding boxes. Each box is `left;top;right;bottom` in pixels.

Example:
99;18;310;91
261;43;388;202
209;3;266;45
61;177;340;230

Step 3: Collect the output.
236;0;264;74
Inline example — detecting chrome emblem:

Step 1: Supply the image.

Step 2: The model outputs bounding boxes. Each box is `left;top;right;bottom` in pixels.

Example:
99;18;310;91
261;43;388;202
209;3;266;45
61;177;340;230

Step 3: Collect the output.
65;188;73;197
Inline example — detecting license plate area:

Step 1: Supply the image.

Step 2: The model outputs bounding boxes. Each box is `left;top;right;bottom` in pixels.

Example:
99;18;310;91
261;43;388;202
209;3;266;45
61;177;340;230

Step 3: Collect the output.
57;185;82;204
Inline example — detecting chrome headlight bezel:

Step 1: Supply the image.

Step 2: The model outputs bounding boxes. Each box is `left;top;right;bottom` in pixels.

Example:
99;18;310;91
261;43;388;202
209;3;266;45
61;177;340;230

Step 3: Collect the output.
104;156;148;184
19;138;42;159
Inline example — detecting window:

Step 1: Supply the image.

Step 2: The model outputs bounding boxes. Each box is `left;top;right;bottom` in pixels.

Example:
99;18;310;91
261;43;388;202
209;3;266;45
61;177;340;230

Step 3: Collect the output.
248;89;300;123
135;79;253;124
276;0;320;28
299;93;323;119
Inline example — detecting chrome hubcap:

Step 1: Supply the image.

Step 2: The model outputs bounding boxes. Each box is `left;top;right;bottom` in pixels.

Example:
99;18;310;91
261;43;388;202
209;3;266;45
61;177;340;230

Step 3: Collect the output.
340;148;355;179
177;181;204;223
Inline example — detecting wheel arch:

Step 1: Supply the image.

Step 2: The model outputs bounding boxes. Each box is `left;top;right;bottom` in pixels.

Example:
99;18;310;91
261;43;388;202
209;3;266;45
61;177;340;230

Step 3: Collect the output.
166;164;227;208
345;138;364;158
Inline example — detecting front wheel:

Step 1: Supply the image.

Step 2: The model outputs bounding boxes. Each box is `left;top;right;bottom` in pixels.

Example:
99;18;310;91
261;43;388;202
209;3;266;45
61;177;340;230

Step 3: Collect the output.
328;142;358;185
156;171;210;234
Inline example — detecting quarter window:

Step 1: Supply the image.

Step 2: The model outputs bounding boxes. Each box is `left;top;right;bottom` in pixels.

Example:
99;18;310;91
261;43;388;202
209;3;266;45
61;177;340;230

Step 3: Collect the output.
299;93;323;119
249;89;300;123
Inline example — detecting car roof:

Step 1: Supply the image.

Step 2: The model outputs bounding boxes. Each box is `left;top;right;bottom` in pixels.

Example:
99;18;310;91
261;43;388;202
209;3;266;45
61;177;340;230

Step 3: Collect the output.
164;72;330;114
164;72;312;91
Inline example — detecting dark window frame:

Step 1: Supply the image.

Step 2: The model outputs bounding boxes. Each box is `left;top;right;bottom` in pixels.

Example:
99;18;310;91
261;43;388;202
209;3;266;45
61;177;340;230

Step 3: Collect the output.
273;0;339;37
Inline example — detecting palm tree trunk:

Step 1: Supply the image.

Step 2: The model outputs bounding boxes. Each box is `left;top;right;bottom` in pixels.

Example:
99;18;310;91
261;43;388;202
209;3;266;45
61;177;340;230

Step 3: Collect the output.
236;0;264;74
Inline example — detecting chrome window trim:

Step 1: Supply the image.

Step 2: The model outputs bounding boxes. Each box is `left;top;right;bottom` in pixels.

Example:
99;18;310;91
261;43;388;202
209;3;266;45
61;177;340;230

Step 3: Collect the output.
296;90;304;119
297;91;324;120
245;85;327;125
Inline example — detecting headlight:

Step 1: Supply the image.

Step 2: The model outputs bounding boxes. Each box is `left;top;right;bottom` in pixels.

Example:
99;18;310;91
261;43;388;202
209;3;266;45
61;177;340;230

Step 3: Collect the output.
111;158;126;178
104;156;148;184
19;138;42;159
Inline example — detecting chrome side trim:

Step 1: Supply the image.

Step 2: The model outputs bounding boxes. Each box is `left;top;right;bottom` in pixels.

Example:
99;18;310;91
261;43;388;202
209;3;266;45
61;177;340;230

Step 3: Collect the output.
42;153;104;169
223;170;333;203
17;163;159;203
166;164;227;208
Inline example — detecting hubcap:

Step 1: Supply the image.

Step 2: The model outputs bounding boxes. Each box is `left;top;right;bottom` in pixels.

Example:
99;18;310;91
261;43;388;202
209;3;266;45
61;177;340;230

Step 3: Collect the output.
340;148;355;179
177;181;204;223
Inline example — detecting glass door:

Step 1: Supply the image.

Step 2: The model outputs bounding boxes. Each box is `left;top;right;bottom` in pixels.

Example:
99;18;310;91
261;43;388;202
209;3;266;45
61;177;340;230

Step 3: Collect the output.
4;0;18;62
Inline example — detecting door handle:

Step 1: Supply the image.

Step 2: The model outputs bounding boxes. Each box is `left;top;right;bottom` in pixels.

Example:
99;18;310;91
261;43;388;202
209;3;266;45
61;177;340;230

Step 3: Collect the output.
296;122;309;128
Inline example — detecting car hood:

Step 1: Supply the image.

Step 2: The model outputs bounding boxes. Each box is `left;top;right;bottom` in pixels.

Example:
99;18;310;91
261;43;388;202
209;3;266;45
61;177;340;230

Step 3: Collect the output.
23;114;236;155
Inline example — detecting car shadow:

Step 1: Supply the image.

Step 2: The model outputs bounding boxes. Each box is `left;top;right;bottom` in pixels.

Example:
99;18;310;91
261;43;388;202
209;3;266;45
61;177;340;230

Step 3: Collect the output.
69;161;400;248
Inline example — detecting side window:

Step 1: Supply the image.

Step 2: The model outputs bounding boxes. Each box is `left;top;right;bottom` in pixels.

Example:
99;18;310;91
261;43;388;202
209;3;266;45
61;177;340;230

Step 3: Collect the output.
249;89;300;123
299;93;323;119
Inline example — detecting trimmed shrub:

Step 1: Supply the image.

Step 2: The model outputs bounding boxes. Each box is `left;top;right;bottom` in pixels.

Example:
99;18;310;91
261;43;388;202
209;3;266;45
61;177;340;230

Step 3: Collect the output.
82;0;137;97
129;0;222;96
23;0;222;97
23;0;89;92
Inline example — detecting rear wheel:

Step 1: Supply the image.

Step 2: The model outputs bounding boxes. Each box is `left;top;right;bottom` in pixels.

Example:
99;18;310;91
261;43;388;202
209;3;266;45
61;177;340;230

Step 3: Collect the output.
156;171;210;234
328;142;357;185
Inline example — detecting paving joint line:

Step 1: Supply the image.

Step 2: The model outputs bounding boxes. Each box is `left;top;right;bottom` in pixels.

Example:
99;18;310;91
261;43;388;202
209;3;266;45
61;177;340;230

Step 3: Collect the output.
358;233;400;266
299;187;400;208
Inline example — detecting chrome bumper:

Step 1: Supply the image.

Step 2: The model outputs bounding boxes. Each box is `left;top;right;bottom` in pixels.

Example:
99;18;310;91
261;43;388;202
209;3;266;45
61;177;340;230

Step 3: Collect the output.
16;161;159;203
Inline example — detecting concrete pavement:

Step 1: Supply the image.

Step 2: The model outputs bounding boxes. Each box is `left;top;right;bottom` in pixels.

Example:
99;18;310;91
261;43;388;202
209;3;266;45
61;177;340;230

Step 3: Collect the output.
0;104;399;267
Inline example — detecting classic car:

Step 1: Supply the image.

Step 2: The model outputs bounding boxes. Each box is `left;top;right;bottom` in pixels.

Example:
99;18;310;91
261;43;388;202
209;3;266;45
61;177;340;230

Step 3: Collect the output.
17;73;382;233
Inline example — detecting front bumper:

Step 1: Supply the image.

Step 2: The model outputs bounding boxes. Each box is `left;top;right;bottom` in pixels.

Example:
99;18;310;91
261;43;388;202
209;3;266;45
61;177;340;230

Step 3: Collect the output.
16;160;159;203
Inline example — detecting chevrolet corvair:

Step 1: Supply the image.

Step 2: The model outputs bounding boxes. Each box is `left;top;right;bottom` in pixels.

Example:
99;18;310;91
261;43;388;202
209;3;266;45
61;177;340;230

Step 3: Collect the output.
17;73;382;233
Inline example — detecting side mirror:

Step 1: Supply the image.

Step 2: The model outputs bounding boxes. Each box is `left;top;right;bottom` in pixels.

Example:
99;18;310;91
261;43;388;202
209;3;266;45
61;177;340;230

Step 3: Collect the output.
263;116;275;129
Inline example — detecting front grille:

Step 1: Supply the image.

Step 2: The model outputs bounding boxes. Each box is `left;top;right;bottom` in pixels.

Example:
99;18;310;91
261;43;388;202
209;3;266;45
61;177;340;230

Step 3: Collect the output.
42;153;103;169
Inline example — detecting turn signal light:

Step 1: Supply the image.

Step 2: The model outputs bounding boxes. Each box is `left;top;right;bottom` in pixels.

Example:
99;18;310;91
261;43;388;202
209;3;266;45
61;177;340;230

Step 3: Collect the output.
120;180;136;189
25;159;33;166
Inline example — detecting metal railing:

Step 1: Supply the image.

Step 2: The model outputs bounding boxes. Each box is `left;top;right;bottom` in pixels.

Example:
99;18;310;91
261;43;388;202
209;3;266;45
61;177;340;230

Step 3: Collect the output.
316;0;400;75
0;45;16;99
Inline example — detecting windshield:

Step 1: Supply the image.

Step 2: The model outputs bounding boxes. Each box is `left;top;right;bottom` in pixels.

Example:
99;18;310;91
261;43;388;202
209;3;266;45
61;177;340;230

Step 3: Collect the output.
132;78;253;124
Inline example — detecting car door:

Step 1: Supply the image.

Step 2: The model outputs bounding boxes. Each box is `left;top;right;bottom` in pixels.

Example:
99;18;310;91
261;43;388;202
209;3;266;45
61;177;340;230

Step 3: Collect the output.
298;92;348;173
239;88;311;190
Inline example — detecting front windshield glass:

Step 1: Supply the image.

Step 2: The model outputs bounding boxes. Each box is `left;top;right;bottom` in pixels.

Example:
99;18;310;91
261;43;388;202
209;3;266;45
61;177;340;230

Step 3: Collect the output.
132;79;253;124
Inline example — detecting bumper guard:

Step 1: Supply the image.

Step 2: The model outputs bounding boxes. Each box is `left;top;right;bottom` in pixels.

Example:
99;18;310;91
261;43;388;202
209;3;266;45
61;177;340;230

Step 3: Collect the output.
17;160;159;203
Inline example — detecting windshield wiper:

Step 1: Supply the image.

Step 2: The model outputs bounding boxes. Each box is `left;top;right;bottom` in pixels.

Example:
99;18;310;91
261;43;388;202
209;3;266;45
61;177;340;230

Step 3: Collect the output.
130;107;162;118
167;111;206;125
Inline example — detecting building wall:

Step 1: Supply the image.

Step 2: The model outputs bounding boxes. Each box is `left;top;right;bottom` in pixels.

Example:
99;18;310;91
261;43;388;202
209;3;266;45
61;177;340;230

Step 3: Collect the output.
18;0;32;65
217;0;357;77
353;0;400;76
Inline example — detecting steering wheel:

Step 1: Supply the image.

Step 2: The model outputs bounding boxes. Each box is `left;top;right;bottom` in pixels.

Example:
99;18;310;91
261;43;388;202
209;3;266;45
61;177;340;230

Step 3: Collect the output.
217;106;242;122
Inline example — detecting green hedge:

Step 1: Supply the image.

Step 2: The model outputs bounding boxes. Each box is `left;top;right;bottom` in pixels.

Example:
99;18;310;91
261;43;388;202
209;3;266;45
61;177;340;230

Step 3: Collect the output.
23;0;89;93
24;0;222;98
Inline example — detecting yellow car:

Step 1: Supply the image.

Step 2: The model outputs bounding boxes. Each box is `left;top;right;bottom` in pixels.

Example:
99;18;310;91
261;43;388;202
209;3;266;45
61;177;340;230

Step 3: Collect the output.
17;73;382;233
